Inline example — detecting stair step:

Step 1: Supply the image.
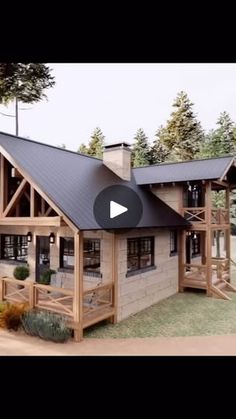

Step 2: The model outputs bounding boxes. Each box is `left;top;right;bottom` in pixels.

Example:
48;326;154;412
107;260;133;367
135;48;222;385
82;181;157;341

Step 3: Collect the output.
216;282;227;290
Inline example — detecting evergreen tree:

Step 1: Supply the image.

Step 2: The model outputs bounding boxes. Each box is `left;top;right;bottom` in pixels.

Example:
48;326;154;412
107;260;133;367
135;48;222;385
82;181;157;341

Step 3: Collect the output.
162;91;204;161
150;126;170;164
199;112;236;158
87;127;105;158
0;63;55;136
132;128;150;167
78;143;88;155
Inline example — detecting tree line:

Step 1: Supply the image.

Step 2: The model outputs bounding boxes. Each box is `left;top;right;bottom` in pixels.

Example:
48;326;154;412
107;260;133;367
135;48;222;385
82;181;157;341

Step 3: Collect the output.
77;91;236;165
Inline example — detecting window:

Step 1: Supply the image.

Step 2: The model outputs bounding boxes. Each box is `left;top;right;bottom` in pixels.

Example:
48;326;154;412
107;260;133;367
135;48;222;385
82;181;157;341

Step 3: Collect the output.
192;233;201;257
0;235;28;262
83;239;101;275
170;230;178;256
127;237;154;274
60;237;74;269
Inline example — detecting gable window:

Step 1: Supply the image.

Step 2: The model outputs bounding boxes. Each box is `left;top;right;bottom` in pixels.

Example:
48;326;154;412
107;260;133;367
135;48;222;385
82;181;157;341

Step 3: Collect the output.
127;237;155;276
0;235;28;262
170;230;178;256
60;237;74;270
84;239;101;277
192;233;201;257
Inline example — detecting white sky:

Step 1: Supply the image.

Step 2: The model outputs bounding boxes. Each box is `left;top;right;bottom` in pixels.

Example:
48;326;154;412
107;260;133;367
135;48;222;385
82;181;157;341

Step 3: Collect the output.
0;63;236;151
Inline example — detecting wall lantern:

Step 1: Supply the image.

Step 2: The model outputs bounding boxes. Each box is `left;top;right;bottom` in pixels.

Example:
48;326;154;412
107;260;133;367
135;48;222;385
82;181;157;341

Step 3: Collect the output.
49;232;55;244
193;232;197;240
27;232;32;243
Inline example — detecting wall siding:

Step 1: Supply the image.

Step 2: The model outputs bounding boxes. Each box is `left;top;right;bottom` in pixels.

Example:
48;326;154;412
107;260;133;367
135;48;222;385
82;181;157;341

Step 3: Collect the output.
151;185;182;213
117;228;178;321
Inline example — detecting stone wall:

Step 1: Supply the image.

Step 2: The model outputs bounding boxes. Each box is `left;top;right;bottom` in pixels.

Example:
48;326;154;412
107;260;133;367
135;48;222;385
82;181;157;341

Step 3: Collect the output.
117;228;178;321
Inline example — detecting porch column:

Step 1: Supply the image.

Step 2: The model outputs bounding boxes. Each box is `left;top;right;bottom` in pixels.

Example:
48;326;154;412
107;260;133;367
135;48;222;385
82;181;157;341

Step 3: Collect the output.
111;232;118;323
205;182;212;296
178;230;185;292
73;231;83;342
225;186;231;282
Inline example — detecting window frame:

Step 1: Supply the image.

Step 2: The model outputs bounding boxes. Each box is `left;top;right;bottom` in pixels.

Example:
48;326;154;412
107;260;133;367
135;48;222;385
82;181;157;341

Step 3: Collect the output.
59;237;75;270
0;234;28;263
126;236;155;277
170;230;178;256
83;239;101;277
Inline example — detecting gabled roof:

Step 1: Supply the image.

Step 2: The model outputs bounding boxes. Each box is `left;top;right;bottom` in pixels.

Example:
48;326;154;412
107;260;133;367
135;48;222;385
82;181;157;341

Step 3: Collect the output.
0;132;189;230
133;156;235;185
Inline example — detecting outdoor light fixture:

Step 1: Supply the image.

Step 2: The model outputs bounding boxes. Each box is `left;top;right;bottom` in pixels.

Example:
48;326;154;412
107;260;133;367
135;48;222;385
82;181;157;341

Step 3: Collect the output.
49;232;55;244
27;232;32;243
193;232;197;240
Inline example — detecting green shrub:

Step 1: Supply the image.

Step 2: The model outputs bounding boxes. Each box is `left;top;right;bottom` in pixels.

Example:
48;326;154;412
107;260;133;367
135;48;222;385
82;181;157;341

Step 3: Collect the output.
13;265;30;281
22;310;71;343
39;269;56;285
0;302;28;330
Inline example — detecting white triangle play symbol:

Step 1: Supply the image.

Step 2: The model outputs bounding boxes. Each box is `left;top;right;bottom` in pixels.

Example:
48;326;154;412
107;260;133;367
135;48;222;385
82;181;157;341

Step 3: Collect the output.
110;200;128;219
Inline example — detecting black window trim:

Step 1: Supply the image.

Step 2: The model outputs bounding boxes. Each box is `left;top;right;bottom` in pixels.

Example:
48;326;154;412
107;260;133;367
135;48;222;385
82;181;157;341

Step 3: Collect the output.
60;237;74;270
126;236;155;276
170;230;178;256
0;234;28;263
83;238;101;276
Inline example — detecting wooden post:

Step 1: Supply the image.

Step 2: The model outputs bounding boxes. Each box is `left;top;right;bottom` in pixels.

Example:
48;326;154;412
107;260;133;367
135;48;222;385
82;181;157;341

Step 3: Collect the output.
0;154;6;216
178;230;185;292
205;182;212;296
111;232;118;323
201;231;206;264
41;197;45;216
73;231;83;342
29;282;35;309
0;278;5;301
30;186;35;217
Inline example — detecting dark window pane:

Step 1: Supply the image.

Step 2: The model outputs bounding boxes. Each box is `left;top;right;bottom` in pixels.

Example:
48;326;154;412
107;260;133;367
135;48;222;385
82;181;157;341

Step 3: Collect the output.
170;230;178;255
60;237;74;269
83;239;101;273
0;235;28;262
127;237;154;273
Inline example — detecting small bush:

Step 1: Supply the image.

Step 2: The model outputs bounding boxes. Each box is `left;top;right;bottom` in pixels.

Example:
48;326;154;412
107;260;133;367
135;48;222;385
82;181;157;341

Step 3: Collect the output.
13;266;30;281
39;269;56;285
0;303;28;330
22;310;71;343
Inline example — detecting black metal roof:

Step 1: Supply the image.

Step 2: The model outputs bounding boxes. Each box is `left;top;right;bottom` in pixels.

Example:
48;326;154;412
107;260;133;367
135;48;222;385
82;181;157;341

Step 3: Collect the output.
133;156;235;185
0;132;189;230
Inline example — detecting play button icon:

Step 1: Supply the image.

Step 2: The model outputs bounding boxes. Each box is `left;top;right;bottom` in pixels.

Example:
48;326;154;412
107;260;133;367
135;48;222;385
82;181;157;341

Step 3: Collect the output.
110;201;128;219
93;185;143;230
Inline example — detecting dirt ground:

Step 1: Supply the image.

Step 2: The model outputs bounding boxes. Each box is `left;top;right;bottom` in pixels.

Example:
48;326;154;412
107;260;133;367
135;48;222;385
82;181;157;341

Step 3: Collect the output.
1;328;236;355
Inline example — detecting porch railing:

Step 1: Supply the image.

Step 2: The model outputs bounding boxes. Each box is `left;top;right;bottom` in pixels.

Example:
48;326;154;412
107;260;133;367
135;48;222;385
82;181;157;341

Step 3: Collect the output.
182;207;229;224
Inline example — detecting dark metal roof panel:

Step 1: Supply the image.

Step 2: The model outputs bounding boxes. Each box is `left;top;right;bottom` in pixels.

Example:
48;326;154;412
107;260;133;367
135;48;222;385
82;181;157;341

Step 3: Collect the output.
133;156;234;185
0;132;189;230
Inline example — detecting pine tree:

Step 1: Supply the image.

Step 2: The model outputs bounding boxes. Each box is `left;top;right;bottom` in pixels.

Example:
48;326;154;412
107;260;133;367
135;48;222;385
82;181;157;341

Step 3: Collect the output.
87;127;105;158
199;112;236;158
162;91;204;161
78;143;88;155
132;128;150;167
0;63;55;136
150;126;170;164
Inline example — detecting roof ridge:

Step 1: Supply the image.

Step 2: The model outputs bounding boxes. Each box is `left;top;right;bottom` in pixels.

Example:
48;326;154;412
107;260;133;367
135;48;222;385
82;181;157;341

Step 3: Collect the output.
0;131;102;162
133;155;235;169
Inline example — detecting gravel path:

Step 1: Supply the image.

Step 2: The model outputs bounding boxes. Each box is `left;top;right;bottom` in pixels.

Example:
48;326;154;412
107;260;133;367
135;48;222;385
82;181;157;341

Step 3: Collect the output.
1;329;236;355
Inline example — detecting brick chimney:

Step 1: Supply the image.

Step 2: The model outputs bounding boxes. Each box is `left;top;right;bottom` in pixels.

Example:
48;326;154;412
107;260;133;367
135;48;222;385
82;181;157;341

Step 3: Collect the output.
103;142;131;181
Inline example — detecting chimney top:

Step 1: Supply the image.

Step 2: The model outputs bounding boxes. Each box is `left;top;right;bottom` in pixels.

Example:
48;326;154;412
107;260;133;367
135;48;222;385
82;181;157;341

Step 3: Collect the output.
104;141;131;151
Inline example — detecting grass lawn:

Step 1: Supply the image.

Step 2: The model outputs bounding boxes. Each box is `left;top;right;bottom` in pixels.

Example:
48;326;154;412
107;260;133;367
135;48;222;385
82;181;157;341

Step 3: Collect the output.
84;271;236;339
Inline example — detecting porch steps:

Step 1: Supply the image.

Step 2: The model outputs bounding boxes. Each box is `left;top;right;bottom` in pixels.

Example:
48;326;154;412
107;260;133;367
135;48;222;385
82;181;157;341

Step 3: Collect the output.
210;278;236;300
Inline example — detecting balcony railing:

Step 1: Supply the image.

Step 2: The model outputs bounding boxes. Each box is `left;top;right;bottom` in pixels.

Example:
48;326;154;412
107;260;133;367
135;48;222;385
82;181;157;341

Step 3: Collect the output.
183;207;229;224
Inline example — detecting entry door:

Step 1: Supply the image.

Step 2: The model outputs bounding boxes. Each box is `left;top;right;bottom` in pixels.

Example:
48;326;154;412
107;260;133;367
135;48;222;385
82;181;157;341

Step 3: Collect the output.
36;236;50;282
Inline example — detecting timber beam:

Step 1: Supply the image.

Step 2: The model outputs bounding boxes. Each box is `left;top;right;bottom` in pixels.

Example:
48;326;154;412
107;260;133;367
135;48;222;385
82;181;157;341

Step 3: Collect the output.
0;216;62;226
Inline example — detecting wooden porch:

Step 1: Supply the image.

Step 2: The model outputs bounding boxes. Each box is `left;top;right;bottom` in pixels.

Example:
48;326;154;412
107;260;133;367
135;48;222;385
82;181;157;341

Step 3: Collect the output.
0;276;115;333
